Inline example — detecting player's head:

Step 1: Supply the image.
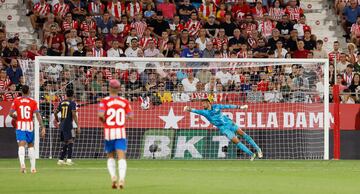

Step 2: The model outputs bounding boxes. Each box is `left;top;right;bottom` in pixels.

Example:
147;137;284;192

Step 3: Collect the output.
21;85;30;96
109;79;121;95
66;89;74;98
201;99;211;110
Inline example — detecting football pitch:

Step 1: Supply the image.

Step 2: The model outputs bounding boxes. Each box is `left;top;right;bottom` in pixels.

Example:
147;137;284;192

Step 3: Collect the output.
0;159;359;194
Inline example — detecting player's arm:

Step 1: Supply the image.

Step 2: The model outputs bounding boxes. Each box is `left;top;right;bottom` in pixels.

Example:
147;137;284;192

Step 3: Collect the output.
183;106;206;115
216;104;248;110
98;101;106;123
35;112;46;138
8;109;17;119
72;110;80;134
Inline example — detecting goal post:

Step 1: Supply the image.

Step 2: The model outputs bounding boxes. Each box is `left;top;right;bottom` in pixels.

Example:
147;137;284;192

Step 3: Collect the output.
34;56;330;160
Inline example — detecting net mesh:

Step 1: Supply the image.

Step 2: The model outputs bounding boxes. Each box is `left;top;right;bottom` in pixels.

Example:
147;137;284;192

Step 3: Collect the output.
36;58;327;160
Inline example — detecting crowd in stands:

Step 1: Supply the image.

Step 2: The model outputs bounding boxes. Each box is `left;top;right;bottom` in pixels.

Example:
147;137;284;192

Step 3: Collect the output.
0;0;359;104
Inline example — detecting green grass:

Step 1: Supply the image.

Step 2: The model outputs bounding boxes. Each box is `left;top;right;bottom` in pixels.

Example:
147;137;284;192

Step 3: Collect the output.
0;159;359;194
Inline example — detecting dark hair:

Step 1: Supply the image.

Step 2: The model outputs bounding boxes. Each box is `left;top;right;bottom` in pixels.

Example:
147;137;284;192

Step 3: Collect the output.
66;89;74;97
202;98;211;103
21;85;30;95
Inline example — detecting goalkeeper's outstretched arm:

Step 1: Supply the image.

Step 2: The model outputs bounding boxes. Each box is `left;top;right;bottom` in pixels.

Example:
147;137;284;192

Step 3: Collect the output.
183;106;207;115
216;104;248;110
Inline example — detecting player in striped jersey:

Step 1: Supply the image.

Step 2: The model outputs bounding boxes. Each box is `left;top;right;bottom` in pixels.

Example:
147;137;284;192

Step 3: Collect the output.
98;79;133;190
8;85;46;173
54;89;80;166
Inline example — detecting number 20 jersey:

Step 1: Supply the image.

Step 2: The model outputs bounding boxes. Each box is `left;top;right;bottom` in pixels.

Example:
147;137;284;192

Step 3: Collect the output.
98;96;132;141
10;97;39;132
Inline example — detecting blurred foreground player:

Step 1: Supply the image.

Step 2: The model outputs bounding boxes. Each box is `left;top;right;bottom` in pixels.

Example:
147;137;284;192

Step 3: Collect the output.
8;85;46;173
98;79;133;189
184;99;263;160
54;89;80;165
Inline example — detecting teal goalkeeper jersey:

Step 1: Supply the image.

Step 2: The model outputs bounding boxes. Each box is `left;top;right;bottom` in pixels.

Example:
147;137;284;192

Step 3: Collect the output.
190;104;238;127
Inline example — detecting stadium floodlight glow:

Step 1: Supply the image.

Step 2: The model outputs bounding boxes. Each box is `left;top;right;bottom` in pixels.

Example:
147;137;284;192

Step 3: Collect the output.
34;57;330;160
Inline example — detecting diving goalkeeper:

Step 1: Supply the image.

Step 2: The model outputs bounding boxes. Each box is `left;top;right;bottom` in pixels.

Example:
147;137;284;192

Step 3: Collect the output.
184;99;263;160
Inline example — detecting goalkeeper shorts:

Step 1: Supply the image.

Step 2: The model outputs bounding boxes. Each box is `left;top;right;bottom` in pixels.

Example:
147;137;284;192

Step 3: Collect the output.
218;123;239;140
104;139;127;153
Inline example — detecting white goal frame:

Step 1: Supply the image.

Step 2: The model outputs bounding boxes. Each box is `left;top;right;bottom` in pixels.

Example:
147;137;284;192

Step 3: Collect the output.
34;57;330;160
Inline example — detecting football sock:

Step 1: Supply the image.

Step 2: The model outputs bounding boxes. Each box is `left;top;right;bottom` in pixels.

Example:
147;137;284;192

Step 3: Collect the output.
242;134;261;152
107;158;116;180
18;146;25;168
67;143;73;159
118;159;127;182
59;144;68;160
236;142;253;156
28;147;36;170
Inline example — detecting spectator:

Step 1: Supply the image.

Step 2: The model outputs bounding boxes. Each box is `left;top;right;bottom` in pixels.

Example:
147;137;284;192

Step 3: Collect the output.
45;63;63;82
204;15;219;38
165;72;178;91
228;29;246;53
348;73;360;93
204;76;216;92
157;0;176;20
88;0;105;18
202;41;215;58
126;0;143;20
221;12;238;37
65;28;82;55
180;39;199;58
353;53;360;73
251;0;267;21
178;0;196;22
337;53;351;73
343;64;354;87
144;73;157;92
232;0;251;22
105;26;125;51
269;0;285;22
97;12;114;36
158;31;170;52
342;0;360;37
125;28;139;46
107;40;124;57
196;69;212;84
258;13;275;39
69;0;87;21
131;13;147;38
2;38;20;66
196;29;211;51
293;14;310;39
163;41;176;57
285;0;304;22
107;0;125;22
276;14;293;40
73;42;86;56
253;39;270;58
149;12;170;37
246;84;263;103
53;0;70;22
303;30;316;51
313;40;327;58
139;28;156;49
62;13;78;33
156;82;172;103
144;39;160;57
0;69;10;91
126;69;142;101
4;83;18;101
30;0;50;33
341;89;356;104
328;41;341;62
350;16;360;46
347;43;357;64
92;38;106;57
6;59;23;85
185;12;201;37
46;24;65;56
292;40;309;58
216;68;232;86
274;41;287;58
264;83;283;103
172;83;190;102
176;29;190;52
181;71;199;92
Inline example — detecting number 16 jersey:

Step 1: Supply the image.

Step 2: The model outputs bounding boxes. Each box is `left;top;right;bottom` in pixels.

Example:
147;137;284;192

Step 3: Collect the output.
10;96;39;132
98;96;132;140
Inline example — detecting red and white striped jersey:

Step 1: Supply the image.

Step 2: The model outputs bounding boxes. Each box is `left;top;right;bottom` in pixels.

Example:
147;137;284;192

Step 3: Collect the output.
328;51;340;62
240;22;257;35
107;1;125;18
213;37;228;49
139;36;157;48
4;92;18;102
130;21;147;38
251;7;266;19
88;1;105;15
102;69;113;80
237;51;247;58
80;20;97;37
259;20;275;38
285;6;304;21
33;2;51;17
0;78;10;91
62;20;78;31
98;96;132;140
10;96;39;132
92;48;106;57
53;3;69;18
185;19;201;37
85;36;97;48
351;23;360;37
199;3;217;18
126;2;142;18
269;7;284;21
158;38;169;50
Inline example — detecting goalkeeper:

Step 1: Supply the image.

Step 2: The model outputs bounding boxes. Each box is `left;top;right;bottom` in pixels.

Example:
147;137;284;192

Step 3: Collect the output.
184;99;263;160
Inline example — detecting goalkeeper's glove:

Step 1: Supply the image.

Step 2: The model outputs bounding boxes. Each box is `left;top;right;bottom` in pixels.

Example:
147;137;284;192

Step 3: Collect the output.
238;105;248;110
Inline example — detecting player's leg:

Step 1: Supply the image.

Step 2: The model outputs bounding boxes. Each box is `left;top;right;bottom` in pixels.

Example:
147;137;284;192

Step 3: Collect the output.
115;139;127;190
16;130;27;173
105;140;117;189
26;131;36;173
65;139;74;165
58;130;67;165
236;128;263;158
222;128;254;158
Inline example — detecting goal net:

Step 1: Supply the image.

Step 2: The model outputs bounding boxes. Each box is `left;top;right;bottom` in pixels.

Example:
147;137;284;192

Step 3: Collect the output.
34;57;330;160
